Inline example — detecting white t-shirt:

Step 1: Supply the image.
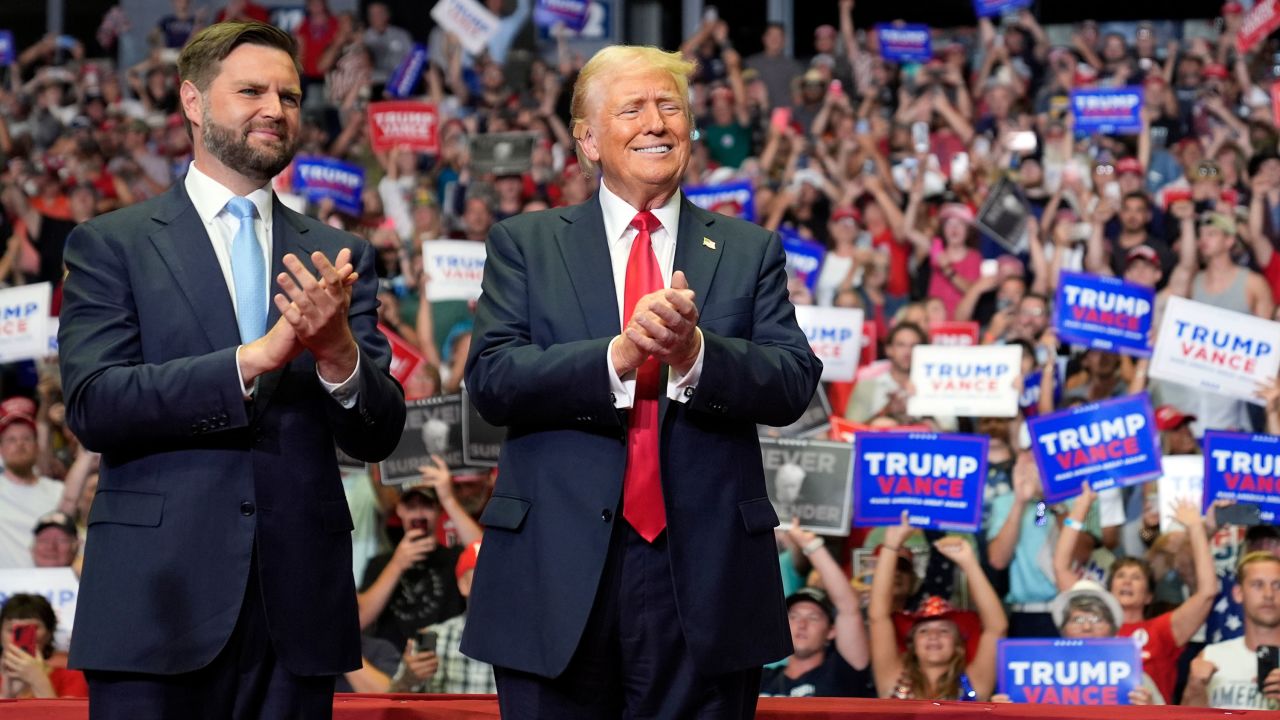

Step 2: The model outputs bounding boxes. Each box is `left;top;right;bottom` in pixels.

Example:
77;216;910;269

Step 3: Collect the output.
0;475;65;568
1203;636;1280;710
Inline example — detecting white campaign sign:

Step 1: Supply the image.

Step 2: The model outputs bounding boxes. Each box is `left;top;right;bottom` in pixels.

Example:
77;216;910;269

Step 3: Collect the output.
1149;296;1280;403
0;567;79;651
422;240;487;301
0;282;51;363
908;344;1022;418
431;0;500;56
1157;455;1205;532
793;305;864;382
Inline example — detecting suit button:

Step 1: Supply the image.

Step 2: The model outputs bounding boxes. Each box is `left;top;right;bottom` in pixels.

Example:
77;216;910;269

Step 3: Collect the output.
610;392;617;404
240;501;255;517
601;509;612;523
683;387;695;398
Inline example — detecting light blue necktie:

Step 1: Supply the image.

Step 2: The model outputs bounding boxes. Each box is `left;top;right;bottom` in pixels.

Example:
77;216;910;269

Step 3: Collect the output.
225;197;267;343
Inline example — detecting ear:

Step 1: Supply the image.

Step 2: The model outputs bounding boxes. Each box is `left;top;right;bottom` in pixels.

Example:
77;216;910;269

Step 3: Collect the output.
577;124;600;164
1232;580;1243;606
179;80;203;134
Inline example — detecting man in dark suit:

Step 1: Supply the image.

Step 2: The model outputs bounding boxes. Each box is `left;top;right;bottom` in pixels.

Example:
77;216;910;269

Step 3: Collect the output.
57;22;405;719
463;45;822;718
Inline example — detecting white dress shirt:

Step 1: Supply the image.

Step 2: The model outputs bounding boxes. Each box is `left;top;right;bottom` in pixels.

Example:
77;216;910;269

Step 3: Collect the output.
184;162;359;404
598;180;705;408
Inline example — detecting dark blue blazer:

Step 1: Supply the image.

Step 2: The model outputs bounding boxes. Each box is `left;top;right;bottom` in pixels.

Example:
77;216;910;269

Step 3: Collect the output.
461;195;822;678
58;181;406;676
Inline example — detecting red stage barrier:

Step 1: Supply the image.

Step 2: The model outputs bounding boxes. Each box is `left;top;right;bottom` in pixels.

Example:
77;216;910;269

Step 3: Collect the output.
0;695;1254;719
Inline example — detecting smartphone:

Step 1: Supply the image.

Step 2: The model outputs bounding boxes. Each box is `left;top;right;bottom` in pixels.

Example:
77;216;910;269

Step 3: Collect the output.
862;158;877;176
1009;131;1038;153
911;121;930;154
1216;503;1262;527
416;629;438;655
408;517;430;532
1259;645;1280;695
55;35;77;50
770;107;792;133
10;622;38;657
951;152;970;183
980;259;999;278
829;79;843;98
1104;181;1122;202
855;117;870;135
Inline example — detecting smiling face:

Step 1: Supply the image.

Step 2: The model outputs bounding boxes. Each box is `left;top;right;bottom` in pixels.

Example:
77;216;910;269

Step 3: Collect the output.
911;620;959;667
579;67;691;210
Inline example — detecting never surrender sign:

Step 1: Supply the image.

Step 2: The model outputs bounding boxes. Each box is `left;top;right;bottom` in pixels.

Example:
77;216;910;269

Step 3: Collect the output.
907;344;1021;418
368;101;439;153
1203;430;1280;525
875;24;931;64
998;638;1142;705
1055;272;1154;356
761;437;853;536
1028;393;1161;503
1150;296;1280;402
794;305;864;382
853;432;987;533
1071;87;1143;136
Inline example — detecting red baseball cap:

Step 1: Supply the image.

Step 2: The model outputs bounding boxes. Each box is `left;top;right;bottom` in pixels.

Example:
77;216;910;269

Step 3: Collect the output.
1203;63;1230;80
1125;245;1161;269
1116;157;1144;176
1223;1;1244;15
0;397;36;434
455;540;482;580
1154;404;1196;431
831;206;862;225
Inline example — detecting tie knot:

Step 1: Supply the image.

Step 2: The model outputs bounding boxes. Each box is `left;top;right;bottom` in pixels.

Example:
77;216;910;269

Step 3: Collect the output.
630;211;660;234
226;196;256;221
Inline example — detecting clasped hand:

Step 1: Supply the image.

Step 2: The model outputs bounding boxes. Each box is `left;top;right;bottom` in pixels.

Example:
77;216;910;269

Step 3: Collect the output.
613;270;701;376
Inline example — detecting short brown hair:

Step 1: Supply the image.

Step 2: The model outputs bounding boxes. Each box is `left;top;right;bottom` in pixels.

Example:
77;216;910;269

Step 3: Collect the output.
176;21;300;137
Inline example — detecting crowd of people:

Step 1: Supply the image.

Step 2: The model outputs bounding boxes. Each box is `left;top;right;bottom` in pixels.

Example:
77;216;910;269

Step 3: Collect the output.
0;0;1277;709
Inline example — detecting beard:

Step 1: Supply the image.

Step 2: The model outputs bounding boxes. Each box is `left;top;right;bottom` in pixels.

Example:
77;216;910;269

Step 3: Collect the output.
201;104;298;183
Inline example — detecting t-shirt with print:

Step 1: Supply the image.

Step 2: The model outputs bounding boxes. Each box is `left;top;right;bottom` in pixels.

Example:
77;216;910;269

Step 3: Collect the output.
359;547;464;652
1119;610;1180;704
759;648;875;698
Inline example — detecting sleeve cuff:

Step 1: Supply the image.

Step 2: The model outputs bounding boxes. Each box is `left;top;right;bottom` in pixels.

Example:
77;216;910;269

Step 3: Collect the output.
318;353;361;409
666;328;704;404
606;336;635;409
234;345;255;400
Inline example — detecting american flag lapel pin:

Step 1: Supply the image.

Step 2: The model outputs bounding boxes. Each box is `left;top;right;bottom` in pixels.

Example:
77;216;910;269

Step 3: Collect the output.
702;237;716;250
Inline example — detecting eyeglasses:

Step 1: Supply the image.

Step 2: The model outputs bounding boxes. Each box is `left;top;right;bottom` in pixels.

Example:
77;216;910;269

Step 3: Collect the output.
1066;613;1108;627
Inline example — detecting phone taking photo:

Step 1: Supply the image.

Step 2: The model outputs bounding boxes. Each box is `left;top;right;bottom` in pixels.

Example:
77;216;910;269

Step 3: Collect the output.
911;121;930;154
416;629;438;655
1259;645;1280;695
10;622;39;657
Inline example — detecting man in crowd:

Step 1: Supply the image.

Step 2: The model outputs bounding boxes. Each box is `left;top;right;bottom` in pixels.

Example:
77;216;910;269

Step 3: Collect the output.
0;399;67;568
30;511;79;569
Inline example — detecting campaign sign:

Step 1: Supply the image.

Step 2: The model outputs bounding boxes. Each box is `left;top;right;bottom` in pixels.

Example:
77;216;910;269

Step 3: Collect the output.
431;0;500;56
0;31;13;65
928;321;979;347
533;0;590;31
853;432;987;532
1157;455;1205;532
470;132;537;176
421;240;486;301
683;181;755;223
0;282;51;364
1028;393;1162;503
380;395;465;483
781;230;824;293
972;0;1032;17
1239;0;1280;54
462;385;505;467
386;44;428;99
368;101;439;153
1019;363;1062;419
998;638;1142;705
976;176;1031;253
1071;87;1143;136
0;568;78;651
292;156;364;216
875;24;931;64
1203;431;1280;525
761;437;853;536
794;305;864;382
760;387;832;439
379;323;426;389
907;344;1021;418
1054;272;1154;357
1149;296;1280;403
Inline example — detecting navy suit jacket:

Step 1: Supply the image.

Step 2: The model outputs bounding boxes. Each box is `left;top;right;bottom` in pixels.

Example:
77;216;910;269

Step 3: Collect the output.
461;195;822;678
59;181;406;676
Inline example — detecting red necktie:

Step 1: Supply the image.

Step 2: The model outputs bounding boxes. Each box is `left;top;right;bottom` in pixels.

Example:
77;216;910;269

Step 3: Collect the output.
622;211;666;542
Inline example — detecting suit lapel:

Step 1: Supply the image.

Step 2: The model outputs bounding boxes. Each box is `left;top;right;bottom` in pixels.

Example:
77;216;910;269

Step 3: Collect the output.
555;197;620;339
148;183;241;351
253;197;313;418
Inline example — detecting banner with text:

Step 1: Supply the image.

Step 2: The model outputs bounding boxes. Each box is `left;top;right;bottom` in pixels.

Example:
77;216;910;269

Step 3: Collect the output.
461;386;505;467
1149;296;1280;403
761;437;854;535
972;0;1032;18
379;323;426;388
1157;455;1205;532
422;240;487;301
431;0;499;56
1055;272;1154;357
683;181;756;223
908;344;1021;418
794;305;864;382
1028;393;1162;503
385;44;428;99
1019;362;1063;419
875;24;932;64
0;31;13;65
1239;0;1280;54
533;0;591;31
1071;87;1143;136
380;395;465;483
1202;430;1280;525
0;282;51;363
292;156;364;216
853;432;988;532
368;101;440;153
998;638;1142;705
928;321;979;347
0;568;77;651
781;230;824;293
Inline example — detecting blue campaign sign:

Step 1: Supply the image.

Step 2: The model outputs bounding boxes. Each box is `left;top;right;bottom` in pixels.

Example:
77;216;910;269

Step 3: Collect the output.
972;0;1032;18
1055;272;1155;357
533;0;591;31
999;638;1142;705
292;156;365;216
0;31;13;66
683;181;755;223
387;44;428;99
1018;363;1062;419
781;230;824;293
1071;87;1144;136
1028;393;1162;503
853;432;988;532
876;24;932;64
1202;430;1280;524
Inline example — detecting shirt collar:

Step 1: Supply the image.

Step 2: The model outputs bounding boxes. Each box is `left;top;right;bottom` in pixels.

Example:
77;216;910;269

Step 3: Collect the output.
597;179;682;247
184;160;275;228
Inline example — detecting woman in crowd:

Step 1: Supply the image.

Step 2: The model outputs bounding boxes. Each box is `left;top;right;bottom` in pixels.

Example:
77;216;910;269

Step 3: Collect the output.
0;594;87;698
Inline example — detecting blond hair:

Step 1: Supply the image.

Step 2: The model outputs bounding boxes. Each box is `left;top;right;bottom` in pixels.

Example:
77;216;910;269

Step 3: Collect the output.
569;46;697;177
1237;550;1280;582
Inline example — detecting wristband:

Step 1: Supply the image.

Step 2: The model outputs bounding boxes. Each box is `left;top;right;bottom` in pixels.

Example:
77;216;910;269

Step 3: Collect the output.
1063;517;1085;532
801;538;825;556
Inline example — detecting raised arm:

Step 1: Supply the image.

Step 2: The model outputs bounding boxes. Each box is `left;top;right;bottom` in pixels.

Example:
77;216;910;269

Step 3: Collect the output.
868;512;913;697
1163;213;1198;299
1053;481;1096;592
787;521;869;670
1167;500;1219;646
934;537;1007;700
988;452;1037;570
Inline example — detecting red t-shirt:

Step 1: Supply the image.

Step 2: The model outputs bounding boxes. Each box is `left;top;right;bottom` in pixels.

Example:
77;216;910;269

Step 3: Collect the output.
298;17;339;78
872;228;911;298
1264;252;1280;305
1118;611;1179;702
50;667;89;697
